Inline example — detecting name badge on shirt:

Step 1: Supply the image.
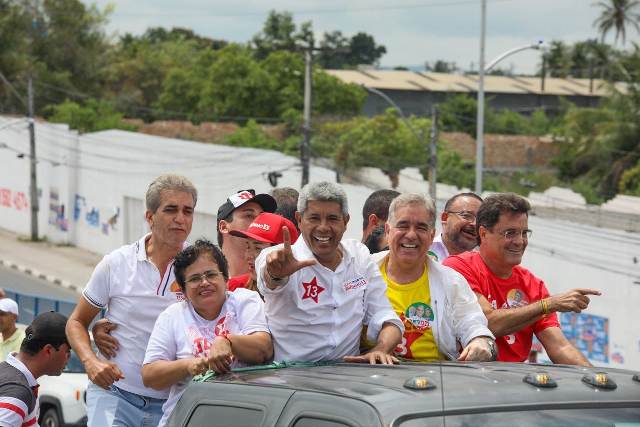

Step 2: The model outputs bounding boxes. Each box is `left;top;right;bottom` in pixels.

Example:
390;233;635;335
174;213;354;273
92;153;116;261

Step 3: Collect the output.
343;275;367;292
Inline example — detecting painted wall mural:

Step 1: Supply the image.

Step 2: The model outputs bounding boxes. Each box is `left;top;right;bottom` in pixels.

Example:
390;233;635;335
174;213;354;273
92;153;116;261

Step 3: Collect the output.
0;187;29;211
560;312;609;364
73;193;120;236
48;187;68;231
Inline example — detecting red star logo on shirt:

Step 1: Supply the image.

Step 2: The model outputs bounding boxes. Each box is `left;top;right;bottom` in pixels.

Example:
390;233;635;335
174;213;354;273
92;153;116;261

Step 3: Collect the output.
302;277;325;303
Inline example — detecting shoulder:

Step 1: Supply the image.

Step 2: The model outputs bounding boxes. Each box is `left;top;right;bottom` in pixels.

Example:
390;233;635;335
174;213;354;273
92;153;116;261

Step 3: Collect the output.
227;274;250;291
228;288;262;304
443;251;478;269
0;364;33;407
513;265;543;284
158;301;187;320
342;239;374;262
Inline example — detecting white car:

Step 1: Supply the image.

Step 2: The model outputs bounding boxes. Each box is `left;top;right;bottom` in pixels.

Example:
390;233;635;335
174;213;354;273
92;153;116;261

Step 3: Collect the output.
38;348;89;427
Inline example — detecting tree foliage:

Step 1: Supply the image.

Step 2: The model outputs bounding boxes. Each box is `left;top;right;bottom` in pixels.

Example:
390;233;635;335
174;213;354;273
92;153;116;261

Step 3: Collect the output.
46;99;136;133
593;0;640;45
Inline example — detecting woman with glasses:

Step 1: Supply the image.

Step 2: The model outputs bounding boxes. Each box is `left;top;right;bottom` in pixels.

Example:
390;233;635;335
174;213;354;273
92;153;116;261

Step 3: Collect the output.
141;239;272;427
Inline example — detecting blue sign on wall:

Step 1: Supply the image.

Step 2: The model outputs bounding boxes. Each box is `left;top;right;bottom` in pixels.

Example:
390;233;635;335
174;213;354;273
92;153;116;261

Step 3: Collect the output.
560;312;609;363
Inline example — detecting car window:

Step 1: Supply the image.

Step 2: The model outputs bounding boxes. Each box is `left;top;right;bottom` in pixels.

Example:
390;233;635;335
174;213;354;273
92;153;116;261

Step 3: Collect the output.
399;407;640;427
186;404;264;427
293;417;351;427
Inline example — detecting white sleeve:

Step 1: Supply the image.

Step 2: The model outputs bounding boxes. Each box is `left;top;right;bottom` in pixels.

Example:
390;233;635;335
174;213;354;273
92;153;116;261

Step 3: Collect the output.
256;244;290;295
82;255;112;308
143;307;178;364
360;246;404;341
233;289;270;335
450;269;494;346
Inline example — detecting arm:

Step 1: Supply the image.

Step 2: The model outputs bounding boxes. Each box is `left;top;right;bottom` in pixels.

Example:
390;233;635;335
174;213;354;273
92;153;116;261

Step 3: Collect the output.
66;297;124;389
458;336;496;362
537;326;592;367
207;332;273;374
343;322;401;365
142;358;208;390
477;287;602;338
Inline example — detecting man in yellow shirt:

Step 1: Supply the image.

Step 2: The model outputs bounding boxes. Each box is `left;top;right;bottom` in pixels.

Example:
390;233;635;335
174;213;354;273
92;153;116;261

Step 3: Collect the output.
373;193;497;362
0;298;26;362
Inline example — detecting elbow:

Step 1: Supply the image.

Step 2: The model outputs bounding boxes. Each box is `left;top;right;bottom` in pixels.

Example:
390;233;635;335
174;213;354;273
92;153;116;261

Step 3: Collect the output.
141;366;162;390
486;315;507;338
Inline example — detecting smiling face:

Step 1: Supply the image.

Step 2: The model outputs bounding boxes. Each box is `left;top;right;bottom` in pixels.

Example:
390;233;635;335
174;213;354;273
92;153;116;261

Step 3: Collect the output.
442;195;482;255
183;254;227;318
386;203;435;266
297;200;349;266
146;190;195;248
479;212;529;271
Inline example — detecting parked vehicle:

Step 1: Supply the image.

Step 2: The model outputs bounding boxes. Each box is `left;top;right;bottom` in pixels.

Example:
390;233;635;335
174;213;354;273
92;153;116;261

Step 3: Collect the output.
38;347;89;427
168;361;640;427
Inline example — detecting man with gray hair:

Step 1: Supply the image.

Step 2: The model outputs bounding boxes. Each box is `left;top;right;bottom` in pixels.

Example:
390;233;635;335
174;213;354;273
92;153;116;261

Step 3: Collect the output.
372;193;496;362
67;174;197;427
256;181;403;364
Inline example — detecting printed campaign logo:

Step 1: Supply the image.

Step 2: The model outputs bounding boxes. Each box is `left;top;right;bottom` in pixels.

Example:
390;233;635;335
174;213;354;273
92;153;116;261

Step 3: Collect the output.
343;275;367;292
302;276;324;303
506;289;529;308
170;281;185;301
404;302;434;331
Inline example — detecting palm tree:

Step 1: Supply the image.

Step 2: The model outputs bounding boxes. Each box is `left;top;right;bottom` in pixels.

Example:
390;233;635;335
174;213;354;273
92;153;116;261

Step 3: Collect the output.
593;0;640;45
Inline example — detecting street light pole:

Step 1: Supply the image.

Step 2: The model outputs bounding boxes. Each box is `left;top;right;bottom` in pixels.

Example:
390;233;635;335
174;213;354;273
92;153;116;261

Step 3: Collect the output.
474;0;544;193
301;49;312;188
474;0;487;194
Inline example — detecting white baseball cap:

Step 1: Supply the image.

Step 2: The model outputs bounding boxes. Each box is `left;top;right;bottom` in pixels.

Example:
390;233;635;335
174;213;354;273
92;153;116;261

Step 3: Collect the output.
0;298;19;316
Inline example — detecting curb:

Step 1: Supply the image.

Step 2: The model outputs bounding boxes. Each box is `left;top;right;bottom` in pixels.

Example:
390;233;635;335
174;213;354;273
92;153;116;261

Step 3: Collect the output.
0;258;80;293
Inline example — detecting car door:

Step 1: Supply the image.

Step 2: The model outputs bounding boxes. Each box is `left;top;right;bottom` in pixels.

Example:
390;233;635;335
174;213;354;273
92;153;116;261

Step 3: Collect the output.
170;382;295;427
276;391;383;427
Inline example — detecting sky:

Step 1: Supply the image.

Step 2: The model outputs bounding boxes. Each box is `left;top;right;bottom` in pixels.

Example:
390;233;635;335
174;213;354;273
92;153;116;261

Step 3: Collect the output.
87;0;640;75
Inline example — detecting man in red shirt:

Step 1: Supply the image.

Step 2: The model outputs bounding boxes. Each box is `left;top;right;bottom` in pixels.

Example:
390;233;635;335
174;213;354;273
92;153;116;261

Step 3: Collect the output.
444;193;600;365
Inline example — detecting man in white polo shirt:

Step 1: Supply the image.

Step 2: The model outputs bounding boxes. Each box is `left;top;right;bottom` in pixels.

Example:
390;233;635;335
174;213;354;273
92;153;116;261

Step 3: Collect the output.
256;181;403;364
66;174;197;427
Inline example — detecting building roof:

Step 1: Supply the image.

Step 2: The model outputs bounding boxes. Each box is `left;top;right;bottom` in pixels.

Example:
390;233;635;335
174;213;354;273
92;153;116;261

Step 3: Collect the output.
326;69;627;97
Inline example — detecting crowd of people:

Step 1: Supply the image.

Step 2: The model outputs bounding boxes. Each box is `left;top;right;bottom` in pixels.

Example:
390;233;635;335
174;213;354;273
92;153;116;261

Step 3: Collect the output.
0;173;601;427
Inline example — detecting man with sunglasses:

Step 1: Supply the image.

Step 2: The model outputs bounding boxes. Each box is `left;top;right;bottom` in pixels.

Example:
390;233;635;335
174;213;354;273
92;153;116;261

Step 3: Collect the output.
429;192;482;262
444;193;600;365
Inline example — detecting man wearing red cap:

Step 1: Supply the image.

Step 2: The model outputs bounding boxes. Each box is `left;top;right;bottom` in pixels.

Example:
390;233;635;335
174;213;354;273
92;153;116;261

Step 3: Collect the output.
227;212;299;293
217;189;277;278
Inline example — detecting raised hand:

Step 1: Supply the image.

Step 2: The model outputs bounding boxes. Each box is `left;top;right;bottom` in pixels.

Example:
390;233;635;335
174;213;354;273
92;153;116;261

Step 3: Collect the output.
548;288;601;313
265;226;316;279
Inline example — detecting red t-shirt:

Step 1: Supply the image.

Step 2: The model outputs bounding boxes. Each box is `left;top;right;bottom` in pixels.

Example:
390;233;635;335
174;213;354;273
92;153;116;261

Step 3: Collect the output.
227;274;251;292
443;252;559;362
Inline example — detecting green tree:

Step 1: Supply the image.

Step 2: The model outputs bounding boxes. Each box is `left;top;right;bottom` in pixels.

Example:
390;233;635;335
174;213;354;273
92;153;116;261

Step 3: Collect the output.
46;99;136;133
346;32;386;67
619;161;640;194
439;94;478;135
593;0;640;45
251;10;313;60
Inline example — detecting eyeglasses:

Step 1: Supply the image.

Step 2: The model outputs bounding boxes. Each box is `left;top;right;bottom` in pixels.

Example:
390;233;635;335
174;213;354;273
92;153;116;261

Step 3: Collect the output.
447;211;476;222
185;271;222;287
491;229;533;241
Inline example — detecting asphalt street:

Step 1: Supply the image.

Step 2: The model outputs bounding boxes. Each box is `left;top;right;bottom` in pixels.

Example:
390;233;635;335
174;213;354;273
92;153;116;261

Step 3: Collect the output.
0;264;80;302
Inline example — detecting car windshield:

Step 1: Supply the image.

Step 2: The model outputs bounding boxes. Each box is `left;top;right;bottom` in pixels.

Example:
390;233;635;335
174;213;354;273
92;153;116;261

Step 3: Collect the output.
401;408;640;427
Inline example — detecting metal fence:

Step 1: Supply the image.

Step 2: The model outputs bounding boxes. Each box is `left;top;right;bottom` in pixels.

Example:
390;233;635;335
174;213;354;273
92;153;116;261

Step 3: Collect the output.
5;290;82;325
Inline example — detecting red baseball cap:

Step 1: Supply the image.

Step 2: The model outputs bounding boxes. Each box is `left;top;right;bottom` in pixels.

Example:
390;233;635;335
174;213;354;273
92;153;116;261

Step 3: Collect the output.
230;212;298;244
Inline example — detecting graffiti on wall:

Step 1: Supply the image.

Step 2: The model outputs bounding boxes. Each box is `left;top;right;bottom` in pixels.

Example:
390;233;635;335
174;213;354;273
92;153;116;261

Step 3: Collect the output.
73;193;120;236
0;188;29;211
48;188;68;232
560;312;609;364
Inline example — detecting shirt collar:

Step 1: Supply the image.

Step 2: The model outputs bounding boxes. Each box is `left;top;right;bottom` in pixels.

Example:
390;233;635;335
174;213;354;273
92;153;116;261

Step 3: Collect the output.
6;353;38;387
135;233;190;262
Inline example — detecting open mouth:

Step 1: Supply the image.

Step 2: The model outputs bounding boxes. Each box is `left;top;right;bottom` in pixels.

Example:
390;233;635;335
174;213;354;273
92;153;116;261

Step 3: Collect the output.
400;243;418;249
461;226;476;239
314;236;331;243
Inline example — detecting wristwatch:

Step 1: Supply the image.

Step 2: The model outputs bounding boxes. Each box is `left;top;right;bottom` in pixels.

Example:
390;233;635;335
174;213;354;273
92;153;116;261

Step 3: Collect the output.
486;339;498;361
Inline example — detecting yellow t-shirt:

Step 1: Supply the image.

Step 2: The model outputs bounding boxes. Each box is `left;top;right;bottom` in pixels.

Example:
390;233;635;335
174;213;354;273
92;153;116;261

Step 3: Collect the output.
0;328;26;362
381;261;440;361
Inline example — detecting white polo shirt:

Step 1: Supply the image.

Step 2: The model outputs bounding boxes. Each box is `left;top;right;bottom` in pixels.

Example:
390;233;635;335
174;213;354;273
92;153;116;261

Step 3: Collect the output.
144;289;269;427
428;234;449;263
256;238;403;362
0;353;39;427
83;234;187;399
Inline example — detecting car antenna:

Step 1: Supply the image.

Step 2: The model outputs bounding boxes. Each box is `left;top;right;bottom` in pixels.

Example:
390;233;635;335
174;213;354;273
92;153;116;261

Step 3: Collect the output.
434;299;447;427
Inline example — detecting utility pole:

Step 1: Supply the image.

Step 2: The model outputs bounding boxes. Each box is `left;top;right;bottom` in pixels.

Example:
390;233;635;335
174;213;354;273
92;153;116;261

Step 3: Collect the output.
474;0;486;194
28;76;39;241
429;106;438;202
301;49;312;188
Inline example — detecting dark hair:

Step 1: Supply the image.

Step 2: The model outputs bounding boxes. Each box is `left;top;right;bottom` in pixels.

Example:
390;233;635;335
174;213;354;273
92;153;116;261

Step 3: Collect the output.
476;193;531;242
271;187;299;231
362;189;400;230
216;212;234;248
174;239;229;292
364;224;388;254
443;192;483;212
20;311;68;356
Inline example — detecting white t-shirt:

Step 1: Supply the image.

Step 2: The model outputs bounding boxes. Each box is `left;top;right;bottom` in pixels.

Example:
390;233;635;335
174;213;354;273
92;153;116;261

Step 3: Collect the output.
82;234;187;399
144;289;269;427
256;238;403;362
